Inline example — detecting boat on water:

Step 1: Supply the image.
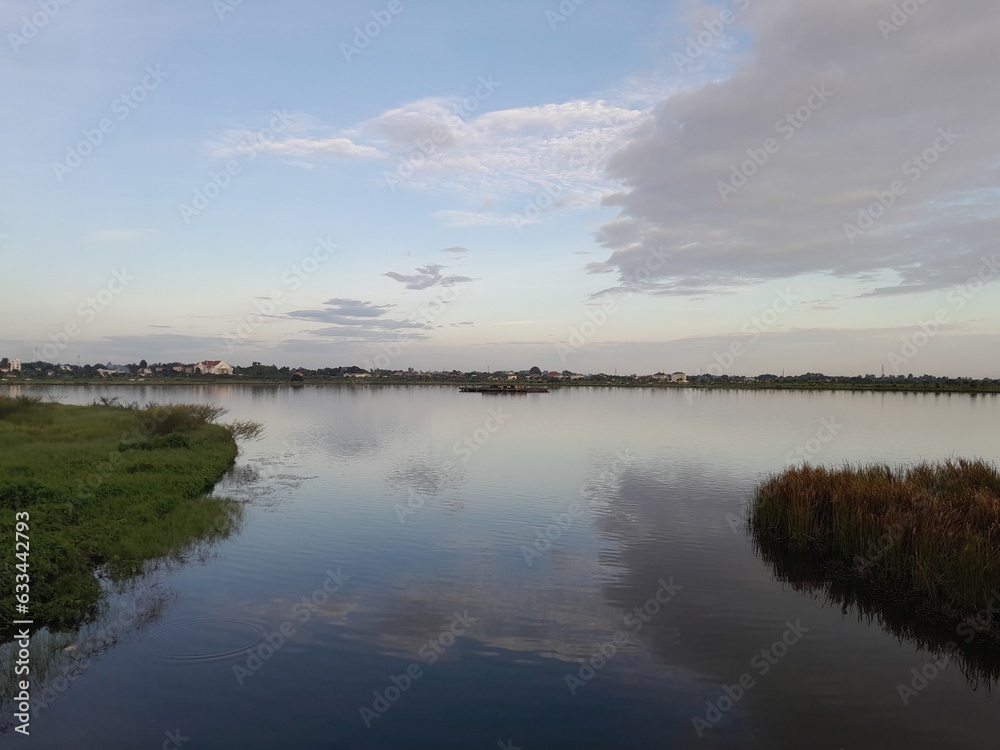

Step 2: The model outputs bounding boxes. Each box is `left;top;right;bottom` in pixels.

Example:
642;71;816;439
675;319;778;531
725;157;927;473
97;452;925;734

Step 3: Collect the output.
459;384;550;393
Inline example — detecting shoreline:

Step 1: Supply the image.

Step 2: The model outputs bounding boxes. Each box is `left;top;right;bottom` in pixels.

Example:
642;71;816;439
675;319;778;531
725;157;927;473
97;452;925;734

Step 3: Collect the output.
4;379;1000;394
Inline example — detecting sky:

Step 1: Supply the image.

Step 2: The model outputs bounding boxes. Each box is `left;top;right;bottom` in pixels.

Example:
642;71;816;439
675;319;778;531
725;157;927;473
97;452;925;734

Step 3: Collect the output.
1;0;998;376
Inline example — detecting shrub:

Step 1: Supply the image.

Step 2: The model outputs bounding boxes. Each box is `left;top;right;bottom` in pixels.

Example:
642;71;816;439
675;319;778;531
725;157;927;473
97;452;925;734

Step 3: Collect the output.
223;420;264;442
118;433;191;452
137;403;228;436
0;480;64;509
0;395;43;419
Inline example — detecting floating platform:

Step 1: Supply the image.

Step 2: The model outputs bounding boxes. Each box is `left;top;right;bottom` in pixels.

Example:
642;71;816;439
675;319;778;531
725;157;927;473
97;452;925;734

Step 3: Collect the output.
459;384;550;393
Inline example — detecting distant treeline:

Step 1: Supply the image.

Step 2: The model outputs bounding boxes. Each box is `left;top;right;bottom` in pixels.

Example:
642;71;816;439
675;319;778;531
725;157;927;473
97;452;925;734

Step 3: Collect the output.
3;361;997;391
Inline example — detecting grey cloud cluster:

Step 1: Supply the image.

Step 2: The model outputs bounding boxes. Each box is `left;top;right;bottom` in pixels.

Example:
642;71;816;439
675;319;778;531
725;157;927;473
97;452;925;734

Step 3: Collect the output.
383;264;474;290
286;298;430;341
594;0;1000;298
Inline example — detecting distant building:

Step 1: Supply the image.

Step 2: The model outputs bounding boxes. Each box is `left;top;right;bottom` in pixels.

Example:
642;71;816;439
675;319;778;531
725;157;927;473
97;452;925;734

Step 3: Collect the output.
652;372;669;380
10;359;21;372
196;360;234;376
343;372;371;379
670;372;687;382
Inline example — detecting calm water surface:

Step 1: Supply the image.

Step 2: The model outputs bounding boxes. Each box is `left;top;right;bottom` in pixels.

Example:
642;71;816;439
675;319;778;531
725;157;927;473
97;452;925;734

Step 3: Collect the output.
4;385;1000;749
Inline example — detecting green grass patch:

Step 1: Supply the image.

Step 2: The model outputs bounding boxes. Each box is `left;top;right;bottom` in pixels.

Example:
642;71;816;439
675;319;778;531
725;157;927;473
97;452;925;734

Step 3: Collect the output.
0;396;260;637
749;459;1000;622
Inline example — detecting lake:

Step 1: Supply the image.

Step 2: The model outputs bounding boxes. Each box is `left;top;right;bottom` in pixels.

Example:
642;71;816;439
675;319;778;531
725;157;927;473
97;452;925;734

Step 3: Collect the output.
4;385;1000;749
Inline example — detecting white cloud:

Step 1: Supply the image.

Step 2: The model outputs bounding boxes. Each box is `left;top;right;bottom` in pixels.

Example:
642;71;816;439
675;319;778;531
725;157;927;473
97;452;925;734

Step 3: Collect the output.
250;137;383;160
209;95;651;217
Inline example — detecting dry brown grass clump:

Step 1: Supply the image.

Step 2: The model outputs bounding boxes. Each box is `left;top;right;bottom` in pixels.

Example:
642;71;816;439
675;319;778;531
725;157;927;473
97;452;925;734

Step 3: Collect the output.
750;459;1000;615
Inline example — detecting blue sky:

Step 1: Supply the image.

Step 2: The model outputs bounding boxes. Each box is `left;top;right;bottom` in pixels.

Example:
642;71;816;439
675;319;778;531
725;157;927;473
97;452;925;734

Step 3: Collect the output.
2;0;998;376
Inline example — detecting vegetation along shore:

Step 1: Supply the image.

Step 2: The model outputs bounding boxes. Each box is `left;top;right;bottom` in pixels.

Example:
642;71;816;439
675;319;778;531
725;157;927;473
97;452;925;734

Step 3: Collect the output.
0;395;260;638
749;460;1000;633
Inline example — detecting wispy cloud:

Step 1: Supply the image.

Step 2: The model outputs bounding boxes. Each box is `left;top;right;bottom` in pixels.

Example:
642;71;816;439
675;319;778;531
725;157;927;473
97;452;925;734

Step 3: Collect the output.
285;298;431;341
383;264;474;290
209;95;651;218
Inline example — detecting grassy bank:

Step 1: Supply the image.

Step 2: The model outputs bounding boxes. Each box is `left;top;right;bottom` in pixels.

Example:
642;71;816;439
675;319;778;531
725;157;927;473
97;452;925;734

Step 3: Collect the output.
749;460;1000;622
0;396;258;636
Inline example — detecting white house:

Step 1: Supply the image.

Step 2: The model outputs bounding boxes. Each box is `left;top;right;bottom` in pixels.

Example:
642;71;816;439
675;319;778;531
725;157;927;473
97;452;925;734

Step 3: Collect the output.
670;372;687;382
10;359;21;372
196;360;234;375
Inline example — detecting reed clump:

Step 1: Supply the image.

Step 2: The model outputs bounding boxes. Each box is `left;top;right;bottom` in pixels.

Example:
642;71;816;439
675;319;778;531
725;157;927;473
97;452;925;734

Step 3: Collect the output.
749;459;1000;619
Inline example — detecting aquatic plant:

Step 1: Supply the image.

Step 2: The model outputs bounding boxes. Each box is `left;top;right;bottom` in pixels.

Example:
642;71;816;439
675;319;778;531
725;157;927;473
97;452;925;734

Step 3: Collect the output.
749;459;1000;620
